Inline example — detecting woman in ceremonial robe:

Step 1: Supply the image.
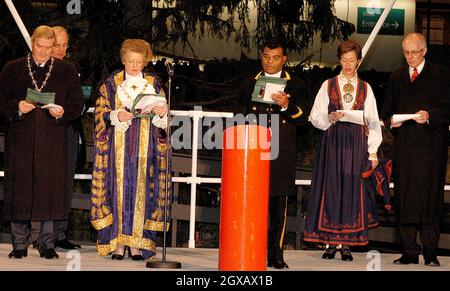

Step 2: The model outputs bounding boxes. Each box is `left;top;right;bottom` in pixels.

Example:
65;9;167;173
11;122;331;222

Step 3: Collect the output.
90;39;170;260
304;40;390;261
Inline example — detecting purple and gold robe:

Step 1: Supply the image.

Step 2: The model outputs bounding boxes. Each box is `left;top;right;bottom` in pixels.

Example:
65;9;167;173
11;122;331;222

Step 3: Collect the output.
90;70;171;259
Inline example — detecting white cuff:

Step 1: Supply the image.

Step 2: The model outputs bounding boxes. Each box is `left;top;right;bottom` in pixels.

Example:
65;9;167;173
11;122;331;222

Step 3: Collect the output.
110;109;132;132
368;152;378;161
152;114;168;129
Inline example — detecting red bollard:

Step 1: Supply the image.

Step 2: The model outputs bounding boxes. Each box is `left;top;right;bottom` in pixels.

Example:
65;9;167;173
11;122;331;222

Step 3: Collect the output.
219;125;271;271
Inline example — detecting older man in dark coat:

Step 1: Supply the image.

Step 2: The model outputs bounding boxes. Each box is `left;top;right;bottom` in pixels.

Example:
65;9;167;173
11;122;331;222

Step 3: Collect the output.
381;33;450;267
235;40;310;269
0;25;84;259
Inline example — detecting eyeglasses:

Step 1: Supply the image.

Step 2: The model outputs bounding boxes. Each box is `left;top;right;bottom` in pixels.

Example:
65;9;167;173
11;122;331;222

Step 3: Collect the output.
402;48;424;57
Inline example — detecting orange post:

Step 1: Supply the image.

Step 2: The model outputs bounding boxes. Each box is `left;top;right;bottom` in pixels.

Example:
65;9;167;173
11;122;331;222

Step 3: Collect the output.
219;124;271;271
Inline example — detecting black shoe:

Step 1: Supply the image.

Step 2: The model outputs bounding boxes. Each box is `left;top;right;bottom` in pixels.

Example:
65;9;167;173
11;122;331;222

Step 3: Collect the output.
131;255;144;261
322;246;337;260
424;255;440;267
267;258;289;269
55;239;81;249
340;248;353;261
127;247;144;261
111;253;125;260
393;254;419;265
8;249;28;259
112;247;126;260
39;247;59;259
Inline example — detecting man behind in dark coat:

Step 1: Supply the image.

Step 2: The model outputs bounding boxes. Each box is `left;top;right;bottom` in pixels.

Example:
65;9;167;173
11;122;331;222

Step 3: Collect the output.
381;32;450;267
0;25;84;259
235;40;310;269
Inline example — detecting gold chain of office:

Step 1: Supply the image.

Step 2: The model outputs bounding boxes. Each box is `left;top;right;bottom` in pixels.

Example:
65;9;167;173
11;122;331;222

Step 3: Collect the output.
27;53;54;92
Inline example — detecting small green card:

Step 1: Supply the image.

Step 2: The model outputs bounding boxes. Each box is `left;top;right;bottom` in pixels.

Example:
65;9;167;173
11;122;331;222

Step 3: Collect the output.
26;88;55;106
251;76;287;104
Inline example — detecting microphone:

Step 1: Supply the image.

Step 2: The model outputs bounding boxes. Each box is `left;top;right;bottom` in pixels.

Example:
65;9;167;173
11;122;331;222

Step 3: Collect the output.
165;60;174;76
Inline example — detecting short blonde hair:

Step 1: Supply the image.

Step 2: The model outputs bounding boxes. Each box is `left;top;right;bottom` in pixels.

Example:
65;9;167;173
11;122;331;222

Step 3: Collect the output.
31;25;55;42
120;39;153;65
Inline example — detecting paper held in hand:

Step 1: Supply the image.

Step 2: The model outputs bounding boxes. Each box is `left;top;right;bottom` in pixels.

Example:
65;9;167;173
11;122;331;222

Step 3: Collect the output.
41;103;63;110
251;76;287;104
131;94;166;117
391;114;421;124
336;110;365;125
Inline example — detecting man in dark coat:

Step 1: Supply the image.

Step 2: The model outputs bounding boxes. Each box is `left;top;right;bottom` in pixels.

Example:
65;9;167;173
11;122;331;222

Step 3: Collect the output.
235;40;310;269
30;26;83;250
0;25;84;259
381;33;450;267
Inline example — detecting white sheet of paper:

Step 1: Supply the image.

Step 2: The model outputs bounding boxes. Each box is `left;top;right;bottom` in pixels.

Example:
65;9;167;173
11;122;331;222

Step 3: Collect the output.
263;83;286;103
392;114;420;124
135;95;167;113
41;103;63;110
336;110;365;125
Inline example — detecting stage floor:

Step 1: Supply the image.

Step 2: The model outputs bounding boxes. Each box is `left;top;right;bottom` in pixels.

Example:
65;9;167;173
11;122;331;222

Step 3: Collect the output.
0;243;448;271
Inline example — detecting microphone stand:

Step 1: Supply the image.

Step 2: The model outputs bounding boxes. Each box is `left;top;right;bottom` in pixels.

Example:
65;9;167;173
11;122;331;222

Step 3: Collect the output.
146;66;181;269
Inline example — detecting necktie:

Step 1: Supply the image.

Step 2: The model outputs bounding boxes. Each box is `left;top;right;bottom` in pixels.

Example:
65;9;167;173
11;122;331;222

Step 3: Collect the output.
411;67;418;82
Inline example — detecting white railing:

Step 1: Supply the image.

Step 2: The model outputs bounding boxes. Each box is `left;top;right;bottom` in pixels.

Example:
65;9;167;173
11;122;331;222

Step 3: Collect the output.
170;110;233;248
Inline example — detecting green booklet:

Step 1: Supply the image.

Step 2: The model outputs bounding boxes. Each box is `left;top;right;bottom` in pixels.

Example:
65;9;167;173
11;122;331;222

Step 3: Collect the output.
26;88;55;106
131;93;167;118
251;76;287;104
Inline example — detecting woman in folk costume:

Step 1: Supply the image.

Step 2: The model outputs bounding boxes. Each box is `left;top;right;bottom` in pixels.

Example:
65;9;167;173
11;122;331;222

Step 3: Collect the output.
304;40;390;261
90;39;171;260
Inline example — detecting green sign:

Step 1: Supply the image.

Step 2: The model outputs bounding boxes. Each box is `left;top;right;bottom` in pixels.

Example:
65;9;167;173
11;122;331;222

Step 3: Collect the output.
357;7;404;36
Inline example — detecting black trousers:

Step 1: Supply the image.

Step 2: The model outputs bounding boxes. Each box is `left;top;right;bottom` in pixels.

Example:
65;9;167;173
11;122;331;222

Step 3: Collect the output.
11;220;55;250
267;195;288;260
398;223;440;257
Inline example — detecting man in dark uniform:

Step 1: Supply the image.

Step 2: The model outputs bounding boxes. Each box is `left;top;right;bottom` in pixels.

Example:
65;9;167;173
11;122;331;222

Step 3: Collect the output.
0;25;84;259
381;33;450;267
235;40;310;269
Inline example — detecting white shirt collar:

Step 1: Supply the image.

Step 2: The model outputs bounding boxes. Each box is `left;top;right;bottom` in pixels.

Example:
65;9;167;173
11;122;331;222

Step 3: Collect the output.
264;70;282;78
338;72;358;84
125;71;144;80
409;59;425;76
